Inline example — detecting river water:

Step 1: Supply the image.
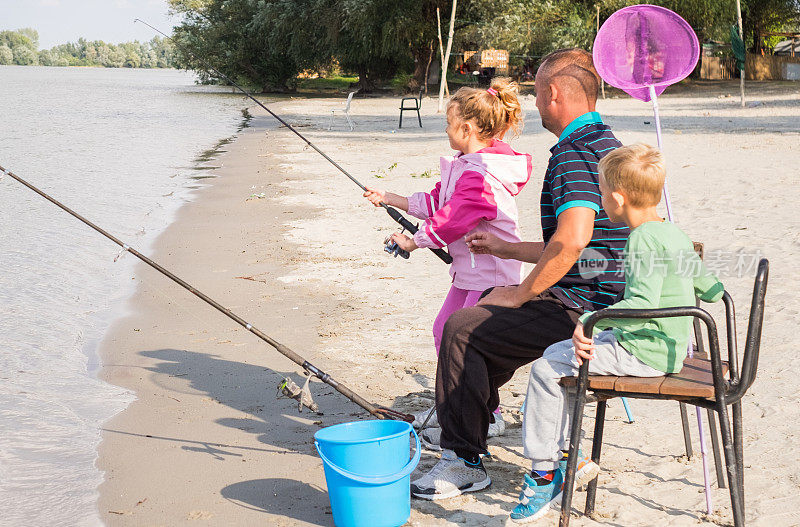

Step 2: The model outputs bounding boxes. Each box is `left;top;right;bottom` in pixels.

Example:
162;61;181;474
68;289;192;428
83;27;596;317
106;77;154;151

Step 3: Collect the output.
0;66;249;526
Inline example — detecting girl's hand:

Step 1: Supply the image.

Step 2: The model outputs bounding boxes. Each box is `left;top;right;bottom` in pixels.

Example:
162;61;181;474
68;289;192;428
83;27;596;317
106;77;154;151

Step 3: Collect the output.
572;323;595;365
466;232;508;257
363;187;386;207
391;232;417;253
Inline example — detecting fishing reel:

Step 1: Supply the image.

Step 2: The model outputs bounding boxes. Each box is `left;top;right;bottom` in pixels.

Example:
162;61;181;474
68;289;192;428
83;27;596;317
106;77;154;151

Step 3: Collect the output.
384;226;414;259
277;373;320;413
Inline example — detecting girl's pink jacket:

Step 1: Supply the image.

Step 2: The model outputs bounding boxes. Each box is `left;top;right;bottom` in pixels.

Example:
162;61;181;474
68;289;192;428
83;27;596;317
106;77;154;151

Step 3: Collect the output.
408;139;532;291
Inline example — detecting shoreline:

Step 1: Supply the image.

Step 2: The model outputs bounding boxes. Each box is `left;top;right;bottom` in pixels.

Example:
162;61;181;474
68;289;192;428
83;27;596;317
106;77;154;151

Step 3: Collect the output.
96;86;799;526
95;110;348;525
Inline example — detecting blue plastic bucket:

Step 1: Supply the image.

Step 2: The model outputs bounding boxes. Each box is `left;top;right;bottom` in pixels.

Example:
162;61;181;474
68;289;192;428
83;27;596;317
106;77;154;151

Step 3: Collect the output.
314;420;420;527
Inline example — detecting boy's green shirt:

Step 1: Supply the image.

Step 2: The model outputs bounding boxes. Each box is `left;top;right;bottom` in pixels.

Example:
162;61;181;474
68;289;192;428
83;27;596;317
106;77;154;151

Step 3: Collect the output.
579;220;724;373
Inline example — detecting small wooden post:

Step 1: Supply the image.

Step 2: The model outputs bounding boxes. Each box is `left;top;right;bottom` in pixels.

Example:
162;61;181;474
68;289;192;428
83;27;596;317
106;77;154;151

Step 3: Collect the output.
735;0;745;107
436;7;449;98
438;0;457;113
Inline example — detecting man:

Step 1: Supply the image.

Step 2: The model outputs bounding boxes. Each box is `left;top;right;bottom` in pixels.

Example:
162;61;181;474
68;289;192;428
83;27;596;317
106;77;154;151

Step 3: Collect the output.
411;48;629;500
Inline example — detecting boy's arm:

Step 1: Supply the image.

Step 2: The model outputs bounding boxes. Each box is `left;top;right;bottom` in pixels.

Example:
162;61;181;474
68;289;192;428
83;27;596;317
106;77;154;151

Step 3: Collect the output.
413;171;496;249
692;254;725;303
407;181;442;220
579;234;665;329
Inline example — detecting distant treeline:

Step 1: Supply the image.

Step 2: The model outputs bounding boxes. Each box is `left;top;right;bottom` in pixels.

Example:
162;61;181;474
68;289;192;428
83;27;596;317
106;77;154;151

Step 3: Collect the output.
0;28;176;68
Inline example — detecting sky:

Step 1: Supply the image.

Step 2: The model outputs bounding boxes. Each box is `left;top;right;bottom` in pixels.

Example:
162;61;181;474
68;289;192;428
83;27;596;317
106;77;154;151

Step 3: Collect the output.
0;0;176;49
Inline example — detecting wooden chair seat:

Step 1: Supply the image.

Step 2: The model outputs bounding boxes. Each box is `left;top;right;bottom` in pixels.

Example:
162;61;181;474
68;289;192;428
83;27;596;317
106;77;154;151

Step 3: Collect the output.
560;357;729;399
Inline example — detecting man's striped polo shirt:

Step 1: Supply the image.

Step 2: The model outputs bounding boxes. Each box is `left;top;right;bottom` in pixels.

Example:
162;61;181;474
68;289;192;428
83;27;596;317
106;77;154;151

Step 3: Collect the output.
541;111;629;312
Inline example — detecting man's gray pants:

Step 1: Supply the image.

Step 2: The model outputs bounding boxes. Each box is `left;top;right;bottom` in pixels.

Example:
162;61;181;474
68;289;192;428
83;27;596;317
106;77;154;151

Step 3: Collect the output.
523;330;663;470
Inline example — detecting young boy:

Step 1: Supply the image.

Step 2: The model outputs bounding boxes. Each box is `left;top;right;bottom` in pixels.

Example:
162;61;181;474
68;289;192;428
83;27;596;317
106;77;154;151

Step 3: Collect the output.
508;143;724;523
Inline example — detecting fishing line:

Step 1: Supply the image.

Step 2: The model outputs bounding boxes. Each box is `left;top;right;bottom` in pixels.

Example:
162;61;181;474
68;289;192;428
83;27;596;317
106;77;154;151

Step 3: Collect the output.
0;163;411;421
134;18;452;264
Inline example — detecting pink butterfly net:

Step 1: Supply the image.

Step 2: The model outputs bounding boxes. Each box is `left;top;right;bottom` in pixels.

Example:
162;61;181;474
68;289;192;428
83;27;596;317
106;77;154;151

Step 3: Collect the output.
593;4;699;102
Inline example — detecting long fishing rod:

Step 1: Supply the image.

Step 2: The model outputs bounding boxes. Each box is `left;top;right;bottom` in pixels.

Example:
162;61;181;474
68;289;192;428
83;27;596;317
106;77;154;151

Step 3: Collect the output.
135;18;452;265
0;163;411;422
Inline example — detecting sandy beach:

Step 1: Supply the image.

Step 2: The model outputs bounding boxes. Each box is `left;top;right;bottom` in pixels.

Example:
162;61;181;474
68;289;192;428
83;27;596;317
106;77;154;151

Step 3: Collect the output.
97;81;800;526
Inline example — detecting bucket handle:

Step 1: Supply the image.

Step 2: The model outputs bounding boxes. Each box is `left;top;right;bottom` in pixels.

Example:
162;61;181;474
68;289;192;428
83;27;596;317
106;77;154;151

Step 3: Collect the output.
315;428;421;485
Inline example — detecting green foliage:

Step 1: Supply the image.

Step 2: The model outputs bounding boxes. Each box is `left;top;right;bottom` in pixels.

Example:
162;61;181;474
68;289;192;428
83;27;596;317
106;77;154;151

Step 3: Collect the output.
169;0;301;91
741;0;800;52
168;0;447;91
296;74;359;91
12;45;38;65
0;28;176;68
0;44;12;65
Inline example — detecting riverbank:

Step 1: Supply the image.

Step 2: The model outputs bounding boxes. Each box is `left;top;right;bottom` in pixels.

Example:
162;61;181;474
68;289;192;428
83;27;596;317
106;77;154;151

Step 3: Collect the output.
98;82;799;526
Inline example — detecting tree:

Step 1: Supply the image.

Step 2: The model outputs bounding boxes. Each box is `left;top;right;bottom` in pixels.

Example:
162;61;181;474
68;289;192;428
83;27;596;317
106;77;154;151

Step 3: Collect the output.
12;45;38;65
0;45;12;65
38;49;55;66
170;0;302;91
0;29;36;52
16;28;39;49
742;0;800;52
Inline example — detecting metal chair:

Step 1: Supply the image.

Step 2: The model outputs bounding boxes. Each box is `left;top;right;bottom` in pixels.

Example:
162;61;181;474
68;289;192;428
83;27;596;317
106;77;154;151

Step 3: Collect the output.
399;88;423;128
560;258;769;527
329;90;357;131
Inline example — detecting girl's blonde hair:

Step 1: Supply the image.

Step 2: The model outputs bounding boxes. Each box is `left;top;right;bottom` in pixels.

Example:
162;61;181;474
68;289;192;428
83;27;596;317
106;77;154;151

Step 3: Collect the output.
447;77;523;140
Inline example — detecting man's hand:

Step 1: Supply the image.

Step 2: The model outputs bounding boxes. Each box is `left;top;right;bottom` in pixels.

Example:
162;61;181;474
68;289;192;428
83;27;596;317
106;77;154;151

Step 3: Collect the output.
477;285;527;308
390;232;417;253
572;322;595;365
466;232;509;258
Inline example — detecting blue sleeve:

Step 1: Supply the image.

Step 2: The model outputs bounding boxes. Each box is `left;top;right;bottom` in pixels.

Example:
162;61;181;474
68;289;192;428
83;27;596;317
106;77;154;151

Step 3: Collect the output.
547;149;602;217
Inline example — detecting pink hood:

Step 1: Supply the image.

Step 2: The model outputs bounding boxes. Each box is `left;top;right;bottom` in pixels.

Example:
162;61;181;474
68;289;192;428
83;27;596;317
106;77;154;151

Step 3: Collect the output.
408;140;532;291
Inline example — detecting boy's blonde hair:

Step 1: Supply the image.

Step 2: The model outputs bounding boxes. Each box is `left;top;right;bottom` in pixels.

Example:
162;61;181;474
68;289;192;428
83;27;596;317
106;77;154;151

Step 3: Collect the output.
447;77;523;140
599;143;665;207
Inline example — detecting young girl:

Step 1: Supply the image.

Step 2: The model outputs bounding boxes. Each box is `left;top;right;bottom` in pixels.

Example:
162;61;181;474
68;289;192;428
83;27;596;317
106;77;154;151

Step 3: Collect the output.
363;78;531;437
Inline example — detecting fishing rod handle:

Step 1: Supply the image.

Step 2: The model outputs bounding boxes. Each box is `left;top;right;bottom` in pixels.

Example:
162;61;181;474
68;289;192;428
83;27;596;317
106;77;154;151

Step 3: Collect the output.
383;206;453;264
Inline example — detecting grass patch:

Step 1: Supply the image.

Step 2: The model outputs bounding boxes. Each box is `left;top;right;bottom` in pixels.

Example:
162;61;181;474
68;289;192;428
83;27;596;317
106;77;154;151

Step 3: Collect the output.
296;75;359;91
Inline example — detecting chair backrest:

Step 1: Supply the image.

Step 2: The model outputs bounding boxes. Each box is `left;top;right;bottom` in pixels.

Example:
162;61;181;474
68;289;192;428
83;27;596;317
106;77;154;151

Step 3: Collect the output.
417;88;424;107
344;90;357;111
733;258;769;398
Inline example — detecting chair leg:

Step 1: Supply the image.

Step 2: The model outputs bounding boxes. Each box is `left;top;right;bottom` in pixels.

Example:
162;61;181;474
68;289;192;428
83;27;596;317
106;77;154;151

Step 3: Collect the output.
585;400;606;516
732;402;745;514
329;110;334;131
346;112;354;131
679;402;693;459
416;108;422;127
716;402;745;527
399;110;403;129
560;389;589;526
706;409;726;488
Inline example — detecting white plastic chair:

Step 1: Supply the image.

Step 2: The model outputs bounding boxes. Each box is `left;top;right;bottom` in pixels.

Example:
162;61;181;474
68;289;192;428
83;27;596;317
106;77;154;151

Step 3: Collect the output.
329;91;357;131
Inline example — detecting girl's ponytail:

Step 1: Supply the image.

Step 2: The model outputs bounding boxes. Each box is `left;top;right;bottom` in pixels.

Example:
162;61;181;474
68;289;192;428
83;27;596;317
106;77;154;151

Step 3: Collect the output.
448;77;524;140
490;78;523;138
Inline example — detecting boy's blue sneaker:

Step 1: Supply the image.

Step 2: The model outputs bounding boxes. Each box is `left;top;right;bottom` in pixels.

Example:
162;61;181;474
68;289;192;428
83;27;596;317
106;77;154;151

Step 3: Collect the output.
508;469;564;523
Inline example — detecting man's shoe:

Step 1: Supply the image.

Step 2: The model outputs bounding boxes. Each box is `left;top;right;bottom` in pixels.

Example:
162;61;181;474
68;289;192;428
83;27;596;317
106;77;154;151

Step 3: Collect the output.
412;406;439;430
420;427;442;451
559;450;599;489
508;469;564;523
411;449;491;500
488;411;506;438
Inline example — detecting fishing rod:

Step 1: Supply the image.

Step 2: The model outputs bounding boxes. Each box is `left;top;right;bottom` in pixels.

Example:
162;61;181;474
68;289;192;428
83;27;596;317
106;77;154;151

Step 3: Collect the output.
134;18;452;265
0;163;411;422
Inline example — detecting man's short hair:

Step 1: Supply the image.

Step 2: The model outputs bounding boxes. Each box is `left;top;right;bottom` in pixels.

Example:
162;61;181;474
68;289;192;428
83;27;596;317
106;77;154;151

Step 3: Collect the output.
537;48;600;104
599;143;665;207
